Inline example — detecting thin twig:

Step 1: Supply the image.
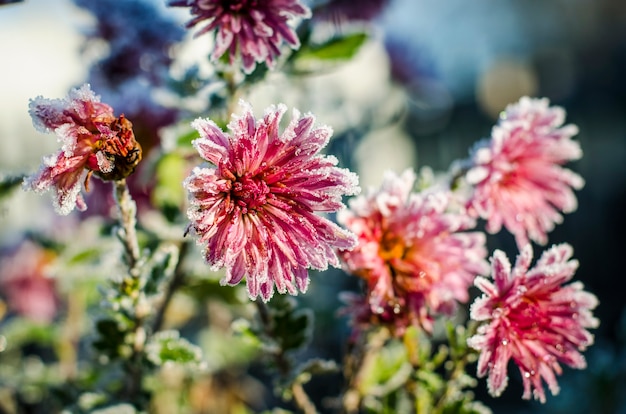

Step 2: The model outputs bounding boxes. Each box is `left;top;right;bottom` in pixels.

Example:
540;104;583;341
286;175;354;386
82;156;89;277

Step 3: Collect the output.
254;299;319;414
151;241;190;333
341;327;389;414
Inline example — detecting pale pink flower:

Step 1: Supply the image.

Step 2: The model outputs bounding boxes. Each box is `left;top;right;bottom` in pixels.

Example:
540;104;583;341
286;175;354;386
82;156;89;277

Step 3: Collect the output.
467;244;598;403
169;0;311;74
465;97;584;248
0;240;59;324
25;84;142;215
338;169;489;334
184;100;359;301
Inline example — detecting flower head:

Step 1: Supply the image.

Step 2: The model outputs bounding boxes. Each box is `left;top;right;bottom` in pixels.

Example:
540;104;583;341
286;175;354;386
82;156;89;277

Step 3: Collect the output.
465;97;584;248
184;100;359;301
467;244;598;402
338;169;488;334
169;0;311;74
25;84;142;215
0;240;59;323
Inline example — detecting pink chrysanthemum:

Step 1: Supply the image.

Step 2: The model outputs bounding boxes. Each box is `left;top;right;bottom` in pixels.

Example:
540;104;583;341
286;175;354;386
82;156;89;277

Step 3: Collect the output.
467;244;598;402
465;97;584;248
337;169;489;334
169;0;311;74
0;240;58;324
25;84;142;215
183;100;359;301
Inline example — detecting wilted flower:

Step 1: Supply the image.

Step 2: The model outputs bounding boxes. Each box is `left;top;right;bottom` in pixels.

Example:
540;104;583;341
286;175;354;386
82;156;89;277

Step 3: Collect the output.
467;244;599;402
25;84;142;215
338;169;488;334
0;240;58;323
184;100;359;301
169;0;311;74
465;97;584;248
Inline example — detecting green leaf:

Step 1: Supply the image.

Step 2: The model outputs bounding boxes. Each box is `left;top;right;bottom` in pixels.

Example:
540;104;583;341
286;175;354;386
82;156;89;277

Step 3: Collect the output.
176;129;200;148
153;152;187;214
92;319;125;358
0;174;25;199
267;296;313;352
296;33;368;62
146;330;202;368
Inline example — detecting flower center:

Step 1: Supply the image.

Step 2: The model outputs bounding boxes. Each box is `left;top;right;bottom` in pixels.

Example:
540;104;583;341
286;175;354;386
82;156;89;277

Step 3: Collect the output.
231;174;270;214
379;234;407;261
222;0;258;12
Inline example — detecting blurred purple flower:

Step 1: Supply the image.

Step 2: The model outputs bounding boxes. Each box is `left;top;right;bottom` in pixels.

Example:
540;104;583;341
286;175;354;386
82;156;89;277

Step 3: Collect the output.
74;0;184;86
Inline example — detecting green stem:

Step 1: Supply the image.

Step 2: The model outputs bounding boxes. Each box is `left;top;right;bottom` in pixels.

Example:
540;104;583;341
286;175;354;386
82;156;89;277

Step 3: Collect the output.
341;327;390;414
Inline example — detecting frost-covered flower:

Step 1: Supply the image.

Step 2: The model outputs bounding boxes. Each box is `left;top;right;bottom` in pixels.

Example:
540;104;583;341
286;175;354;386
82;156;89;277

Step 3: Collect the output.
184;100;358;301
0;240;58;323
338;169;488;334
467;244;598;403
25;84;142;215
465;97;584;248
169;0;311;74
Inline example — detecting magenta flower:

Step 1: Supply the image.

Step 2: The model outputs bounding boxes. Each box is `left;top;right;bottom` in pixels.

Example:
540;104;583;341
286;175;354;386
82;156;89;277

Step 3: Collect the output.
0;241;59;324
169;0;311;74
183;100;359;301
25;84;142;215
338;169;489;334
467;244;598;402
465;97;584;248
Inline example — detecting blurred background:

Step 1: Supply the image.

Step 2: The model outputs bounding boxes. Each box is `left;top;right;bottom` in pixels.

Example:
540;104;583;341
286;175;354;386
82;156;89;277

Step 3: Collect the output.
0;0;625;412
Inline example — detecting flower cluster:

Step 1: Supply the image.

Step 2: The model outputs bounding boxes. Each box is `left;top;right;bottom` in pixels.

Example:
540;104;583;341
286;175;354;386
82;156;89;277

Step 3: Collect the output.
13;0;600;409
338;169;489;334
467;244;598;402
169;0;311;74
465;97;584;248
183;100;359;301
24;84;142;215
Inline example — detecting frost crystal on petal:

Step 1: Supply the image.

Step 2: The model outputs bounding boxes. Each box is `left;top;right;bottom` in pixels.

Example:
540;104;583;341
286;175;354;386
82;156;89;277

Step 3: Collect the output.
24;84;141;215
183;100;359;301
467;244;598;403
338;169;489;336
465;97;584;248
168;0;311;74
